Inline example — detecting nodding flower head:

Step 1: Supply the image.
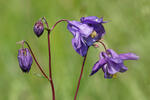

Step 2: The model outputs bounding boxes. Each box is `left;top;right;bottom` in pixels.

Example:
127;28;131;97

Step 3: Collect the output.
67;16;106;56
18;48;33;73
90;49;139;79
33;20;44;37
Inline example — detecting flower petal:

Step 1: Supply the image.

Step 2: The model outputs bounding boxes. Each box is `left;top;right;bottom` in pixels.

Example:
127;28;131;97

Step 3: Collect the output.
109;58;123;64
67;21;93;38
100;52;108;58
90;58;106;76
104;72;113;79
107;49;119;58
67;23;78;37
72;32;88;56
93;23;105;37
119;65;128;73
107;63;118;74
80;16;103;24
119;53;139;60
107;58;124;74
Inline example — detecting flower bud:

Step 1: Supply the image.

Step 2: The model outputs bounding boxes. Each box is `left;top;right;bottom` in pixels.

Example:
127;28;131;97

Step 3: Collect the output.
33;20;44;37
18;48;33;73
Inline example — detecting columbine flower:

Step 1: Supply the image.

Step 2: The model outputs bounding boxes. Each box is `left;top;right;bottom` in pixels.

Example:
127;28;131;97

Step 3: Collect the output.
18;48;33;72
90;49;139;78
67;16;106;56
33;19;44;37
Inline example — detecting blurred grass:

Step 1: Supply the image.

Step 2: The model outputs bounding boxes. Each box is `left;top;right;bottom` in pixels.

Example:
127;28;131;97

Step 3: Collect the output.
0;0;150;100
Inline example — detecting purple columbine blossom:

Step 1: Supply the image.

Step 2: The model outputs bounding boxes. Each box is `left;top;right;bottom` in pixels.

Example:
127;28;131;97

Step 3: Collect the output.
18;48;33;73
67;16;106;56
90;49;139;78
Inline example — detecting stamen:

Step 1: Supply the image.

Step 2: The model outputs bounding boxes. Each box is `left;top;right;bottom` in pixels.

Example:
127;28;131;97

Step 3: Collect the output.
112;73;117;78
90;31;97;38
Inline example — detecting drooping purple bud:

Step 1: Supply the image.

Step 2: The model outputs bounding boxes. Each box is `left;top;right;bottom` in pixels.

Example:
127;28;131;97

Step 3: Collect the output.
18;48;33;73
33;20;44;37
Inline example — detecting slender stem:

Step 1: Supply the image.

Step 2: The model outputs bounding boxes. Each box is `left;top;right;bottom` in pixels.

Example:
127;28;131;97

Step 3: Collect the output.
42;17;68;100
74;51;88;100
24;41;49;81
42;17;68;32
98;40;107;53
50;19;68;31
43;17;56;100
48;33;55;100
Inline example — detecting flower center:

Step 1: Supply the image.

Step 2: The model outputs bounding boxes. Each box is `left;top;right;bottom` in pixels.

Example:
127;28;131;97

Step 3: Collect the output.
90;31;97;38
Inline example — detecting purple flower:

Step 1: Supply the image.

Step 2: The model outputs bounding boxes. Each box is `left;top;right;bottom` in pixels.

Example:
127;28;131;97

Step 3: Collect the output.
18;48;33;73
90;49;139;78
33;20;44;37
67;16;106;56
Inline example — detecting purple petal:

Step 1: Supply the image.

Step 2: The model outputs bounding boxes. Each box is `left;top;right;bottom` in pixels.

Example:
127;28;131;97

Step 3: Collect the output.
102;65;113;79
109;58;123;64
102;64;107;73
107;58;124;74
107;63;118;74
67;21;93;38
104;72;113;79
72;33;88;56
100;52;108;58
67;23;78;37
80;16;103;24
119;65;128;73
107;49;119;58
90;59;106;76
102;64;113;79
93;23;105;37
119;53;139;60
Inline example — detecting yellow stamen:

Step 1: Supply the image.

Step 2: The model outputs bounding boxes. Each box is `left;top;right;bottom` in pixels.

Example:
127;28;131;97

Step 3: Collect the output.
113;73;117;78
90;31;97;38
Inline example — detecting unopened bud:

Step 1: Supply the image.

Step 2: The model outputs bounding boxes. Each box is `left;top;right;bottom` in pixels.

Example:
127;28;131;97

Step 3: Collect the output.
33;20;44;37
18;48;33;73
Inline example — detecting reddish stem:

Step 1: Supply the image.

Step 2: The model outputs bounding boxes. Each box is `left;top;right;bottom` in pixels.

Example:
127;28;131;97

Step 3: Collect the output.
43;17;55;100
48;33;55;100
43;17;68;100
50;19;68;31
98;40;107;52
24;41;49;81
74;51;88;100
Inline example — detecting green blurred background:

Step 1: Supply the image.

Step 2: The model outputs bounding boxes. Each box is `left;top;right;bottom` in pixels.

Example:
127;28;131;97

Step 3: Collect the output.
0;0;149;100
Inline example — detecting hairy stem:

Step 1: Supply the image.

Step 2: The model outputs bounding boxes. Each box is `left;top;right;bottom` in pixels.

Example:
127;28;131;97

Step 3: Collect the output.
74;51;88;100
